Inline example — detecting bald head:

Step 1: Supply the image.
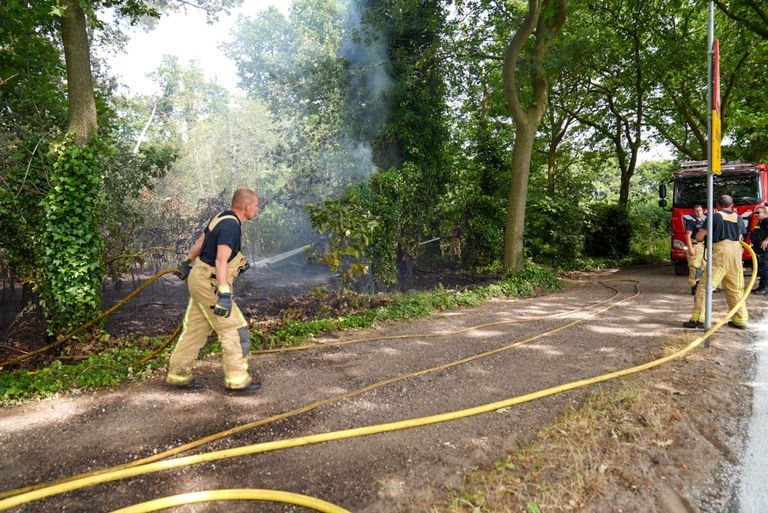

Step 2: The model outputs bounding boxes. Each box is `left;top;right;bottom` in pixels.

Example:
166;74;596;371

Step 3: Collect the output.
718;195;733;208
232;188;258;209
231;188;259;221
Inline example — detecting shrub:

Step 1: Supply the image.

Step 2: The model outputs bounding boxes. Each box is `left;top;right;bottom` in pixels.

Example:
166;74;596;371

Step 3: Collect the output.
584;203;633;258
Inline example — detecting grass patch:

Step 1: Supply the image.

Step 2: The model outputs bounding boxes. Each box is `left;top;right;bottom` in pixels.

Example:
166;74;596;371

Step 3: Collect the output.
434;382;675;512
428;348;693;513
251;264;563;349
0;264;562;405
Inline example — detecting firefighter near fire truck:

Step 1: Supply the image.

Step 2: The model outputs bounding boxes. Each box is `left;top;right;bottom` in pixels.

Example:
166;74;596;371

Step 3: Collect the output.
663;160;768;277
749;206;768;294
166;188;262;393
683;194;748;330
684;205;706;295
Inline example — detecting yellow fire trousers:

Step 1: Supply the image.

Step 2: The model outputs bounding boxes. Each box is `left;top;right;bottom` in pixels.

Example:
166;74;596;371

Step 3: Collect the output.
687;242;704;287
690;240;748;327
167;253;253;389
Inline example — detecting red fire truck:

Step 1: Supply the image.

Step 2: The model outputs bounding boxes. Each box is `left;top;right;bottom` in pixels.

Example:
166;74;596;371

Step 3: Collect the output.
660;160;768;275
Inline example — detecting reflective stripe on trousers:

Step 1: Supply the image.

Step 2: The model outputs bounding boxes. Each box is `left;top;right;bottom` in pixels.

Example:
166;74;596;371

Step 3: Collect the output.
166;253;252;387
690;240;748;326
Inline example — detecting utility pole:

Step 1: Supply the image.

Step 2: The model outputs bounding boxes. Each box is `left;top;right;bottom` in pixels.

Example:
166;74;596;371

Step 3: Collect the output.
705;0;721;344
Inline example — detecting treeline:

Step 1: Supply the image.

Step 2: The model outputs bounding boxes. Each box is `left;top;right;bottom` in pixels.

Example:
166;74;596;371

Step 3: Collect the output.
1;0;766;335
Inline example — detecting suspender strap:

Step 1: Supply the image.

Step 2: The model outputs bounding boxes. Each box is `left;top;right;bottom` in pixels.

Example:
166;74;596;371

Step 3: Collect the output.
207;214;240;232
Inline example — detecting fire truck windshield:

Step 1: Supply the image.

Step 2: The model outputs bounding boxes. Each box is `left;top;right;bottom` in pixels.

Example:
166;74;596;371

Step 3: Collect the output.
673;173;761;208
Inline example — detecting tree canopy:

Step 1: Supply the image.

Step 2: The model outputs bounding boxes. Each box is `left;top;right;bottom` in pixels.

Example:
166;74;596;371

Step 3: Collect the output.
1;0;767;332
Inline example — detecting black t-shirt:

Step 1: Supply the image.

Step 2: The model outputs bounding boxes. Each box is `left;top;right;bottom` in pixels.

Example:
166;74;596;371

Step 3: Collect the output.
710;210;741;243
751;218;768;253
684;215;706;241
199;210;242;266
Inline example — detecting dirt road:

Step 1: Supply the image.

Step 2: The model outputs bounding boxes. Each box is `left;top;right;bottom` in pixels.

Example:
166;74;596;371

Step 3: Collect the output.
0;264;759;512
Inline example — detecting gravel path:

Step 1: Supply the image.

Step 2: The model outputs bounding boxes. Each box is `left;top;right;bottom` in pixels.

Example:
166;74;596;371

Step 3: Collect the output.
0;264;757;512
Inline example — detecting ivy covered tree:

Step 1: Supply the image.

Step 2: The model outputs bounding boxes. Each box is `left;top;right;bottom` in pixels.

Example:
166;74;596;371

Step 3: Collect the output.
1;0;238;336
347;0;449;285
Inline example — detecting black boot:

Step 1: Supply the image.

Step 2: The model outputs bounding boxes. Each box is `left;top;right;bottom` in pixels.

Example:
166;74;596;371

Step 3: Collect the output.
226;379;262;394
166;379;201;391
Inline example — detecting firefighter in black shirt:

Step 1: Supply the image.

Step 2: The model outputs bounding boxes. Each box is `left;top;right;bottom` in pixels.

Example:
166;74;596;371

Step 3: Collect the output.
684;195;748;329
167;188;261;392
684;205;706;295
750;206;768;294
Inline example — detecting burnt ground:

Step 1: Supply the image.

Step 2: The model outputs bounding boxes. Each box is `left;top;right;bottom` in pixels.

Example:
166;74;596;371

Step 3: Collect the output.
0;263;339;357
0;261;489;362
0;263;762;513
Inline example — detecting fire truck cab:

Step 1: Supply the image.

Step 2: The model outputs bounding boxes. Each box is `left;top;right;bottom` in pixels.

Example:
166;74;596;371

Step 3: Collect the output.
661;160;768;276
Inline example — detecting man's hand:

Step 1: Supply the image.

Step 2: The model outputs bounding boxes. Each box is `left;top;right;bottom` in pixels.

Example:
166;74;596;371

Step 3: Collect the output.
213;285;233;317
177;259;192;281
761;239;768;251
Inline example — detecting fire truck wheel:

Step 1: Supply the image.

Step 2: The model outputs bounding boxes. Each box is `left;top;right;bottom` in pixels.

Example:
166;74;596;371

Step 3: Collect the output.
674;260;689;276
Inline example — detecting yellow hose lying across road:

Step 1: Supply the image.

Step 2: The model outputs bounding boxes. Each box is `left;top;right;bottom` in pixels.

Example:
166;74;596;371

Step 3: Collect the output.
0;269;181;369
108;489;351;513
0;282;626;501
0;250;754;511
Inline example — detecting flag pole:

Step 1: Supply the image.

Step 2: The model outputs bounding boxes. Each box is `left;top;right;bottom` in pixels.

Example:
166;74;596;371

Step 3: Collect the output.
704;0;714;338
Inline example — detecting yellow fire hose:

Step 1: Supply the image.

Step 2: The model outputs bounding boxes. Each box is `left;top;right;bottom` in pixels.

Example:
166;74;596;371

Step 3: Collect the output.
0;280;626;500
108;489;351;513
129;321;183;368
1;266;595;369
0;244;756;511
0;269;181;369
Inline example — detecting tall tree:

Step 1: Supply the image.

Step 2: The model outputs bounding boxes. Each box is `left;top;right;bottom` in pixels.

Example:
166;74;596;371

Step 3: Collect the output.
351;0;449;283
501;0;566;271
647;1;753;160
564;0;657;205
60;0;98;144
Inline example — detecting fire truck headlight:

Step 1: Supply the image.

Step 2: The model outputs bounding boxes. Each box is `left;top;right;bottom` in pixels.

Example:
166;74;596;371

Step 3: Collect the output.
673;239;686;250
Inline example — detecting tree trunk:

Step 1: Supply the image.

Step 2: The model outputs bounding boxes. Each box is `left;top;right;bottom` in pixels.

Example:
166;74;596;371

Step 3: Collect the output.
501;0;566;272
546;146;557;198
618;147;639;205
504;123;537;271
60;0;97;144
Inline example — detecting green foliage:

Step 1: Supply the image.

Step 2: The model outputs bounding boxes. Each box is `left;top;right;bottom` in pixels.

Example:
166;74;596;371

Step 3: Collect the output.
449;115;511;268
527;502;542;513
525;197;586;262
0;2;66;284
39;138;105;337
306;197;380;292
253;263;562;349
463;194;506;266
0;337;168;404
628;201;670;262
348;167;405;289
345;0;449;283
627;160;672;262
584;203;633;259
